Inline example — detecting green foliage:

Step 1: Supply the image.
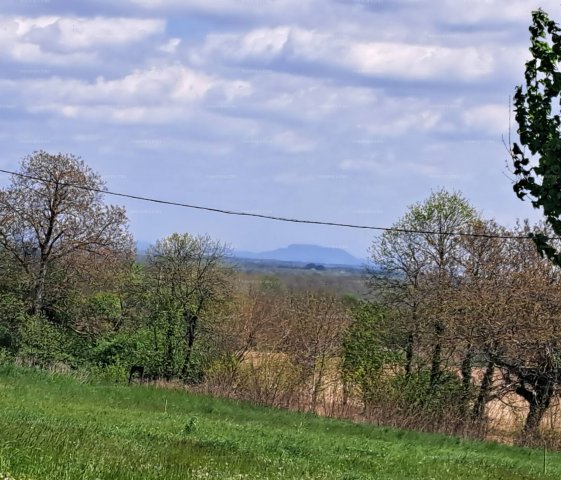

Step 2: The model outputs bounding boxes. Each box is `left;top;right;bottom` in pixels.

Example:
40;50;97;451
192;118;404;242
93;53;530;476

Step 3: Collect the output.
83;292;122;327
145;232;231;380
0;294;27;352
371;188;478;281
391;370;466;416
183;416;199;435
406;189;477;228
512;9;561;264
86;361;128;383
181;342;213;384
90;330;150;368
260;275;283;292
17;316;86;367
342;303;398;404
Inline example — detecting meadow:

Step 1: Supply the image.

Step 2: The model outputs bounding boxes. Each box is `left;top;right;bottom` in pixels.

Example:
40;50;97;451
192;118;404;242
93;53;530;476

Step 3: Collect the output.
0;365;559;480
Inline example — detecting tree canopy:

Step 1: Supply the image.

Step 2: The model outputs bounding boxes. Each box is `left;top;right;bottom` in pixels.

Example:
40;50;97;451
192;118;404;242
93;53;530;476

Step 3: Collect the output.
0;151;133;314
511;9;561;264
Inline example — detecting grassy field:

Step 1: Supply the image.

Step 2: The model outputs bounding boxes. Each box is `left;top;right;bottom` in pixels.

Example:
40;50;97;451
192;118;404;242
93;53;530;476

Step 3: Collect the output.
0;366;560;479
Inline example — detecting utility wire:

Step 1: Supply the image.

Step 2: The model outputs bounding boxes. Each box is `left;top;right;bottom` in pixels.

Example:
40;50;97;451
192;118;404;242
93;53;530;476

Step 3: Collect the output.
0;167;547;240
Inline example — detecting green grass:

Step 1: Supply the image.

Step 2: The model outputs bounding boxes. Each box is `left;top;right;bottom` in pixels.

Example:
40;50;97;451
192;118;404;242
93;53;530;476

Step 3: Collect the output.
0;365;559;479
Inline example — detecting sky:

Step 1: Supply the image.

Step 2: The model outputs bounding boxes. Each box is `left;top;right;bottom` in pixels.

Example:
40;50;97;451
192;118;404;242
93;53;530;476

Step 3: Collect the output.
0;0;557;258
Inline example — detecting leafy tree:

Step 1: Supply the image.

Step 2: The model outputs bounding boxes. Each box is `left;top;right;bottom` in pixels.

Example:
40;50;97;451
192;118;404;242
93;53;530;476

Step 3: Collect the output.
0;151;133;315
489;223;561;440
146;233;232;380
370;189;478;387
511;9;561;264
454;219;510;422
341;302;396;407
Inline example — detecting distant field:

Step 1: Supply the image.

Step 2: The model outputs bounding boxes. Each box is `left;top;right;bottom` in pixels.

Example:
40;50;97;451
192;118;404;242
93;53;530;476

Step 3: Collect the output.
0;366;559;480
232;260;371;296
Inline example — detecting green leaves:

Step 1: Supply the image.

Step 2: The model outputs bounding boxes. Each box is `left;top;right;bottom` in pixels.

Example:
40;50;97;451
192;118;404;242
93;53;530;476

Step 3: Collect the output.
512;9;561;265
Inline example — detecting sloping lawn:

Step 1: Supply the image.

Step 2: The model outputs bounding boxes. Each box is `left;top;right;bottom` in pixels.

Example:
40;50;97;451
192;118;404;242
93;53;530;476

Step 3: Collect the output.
0;365;558;479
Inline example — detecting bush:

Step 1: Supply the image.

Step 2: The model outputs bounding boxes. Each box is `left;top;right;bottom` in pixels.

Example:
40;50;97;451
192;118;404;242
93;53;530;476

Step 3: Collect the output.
17;315;85;368
341;302;399;405
0;293;27;352
87;361;129;383
89;328;164;379
90;333;142;367
390;370;466;416
208;352;306;408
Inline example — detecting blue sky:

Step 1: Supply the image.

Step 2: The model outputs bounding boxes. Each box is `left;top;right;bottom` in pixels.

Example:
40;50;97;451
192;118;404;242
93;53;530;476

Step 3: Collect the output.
0;0;556;257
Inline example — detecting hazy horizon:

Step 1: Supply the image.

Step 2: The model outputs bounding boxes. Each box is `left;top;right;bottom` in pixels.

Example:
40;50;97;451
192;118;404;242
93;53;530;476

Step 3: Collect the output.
0;0;553;258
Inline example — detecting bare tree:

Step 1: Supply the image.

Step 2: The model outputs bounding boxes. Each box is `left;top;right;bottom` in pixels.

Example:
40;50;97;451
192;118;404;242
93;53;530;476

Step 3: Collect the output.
454;221;561;439
284;292;351;411
489;223;561;440
0;151;133;315
452;220;511;422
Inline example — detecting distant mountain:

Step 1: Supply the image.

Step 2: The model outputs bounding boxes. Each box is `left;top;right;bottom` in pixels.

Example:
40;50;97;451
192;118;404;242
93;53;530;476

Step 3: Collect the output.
234;244;364;266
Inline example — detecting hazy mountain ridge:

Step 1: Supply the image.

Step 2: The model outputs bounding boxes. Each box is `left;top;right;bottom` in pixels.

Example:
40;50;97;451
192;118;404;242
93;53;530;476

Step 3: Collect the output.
234;243;365;266
137;241;366;267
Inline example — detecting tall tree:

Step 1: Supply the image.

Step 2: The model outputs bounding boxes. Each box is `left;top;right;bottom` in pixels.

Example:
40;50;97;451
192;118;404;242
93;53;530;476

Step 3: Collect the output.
370;189;477;387
511;9;561;264
146;233;232;380
454;220;508;422
507;8;561;439
489;223;561;440
454;221;561;439
0;151;133;315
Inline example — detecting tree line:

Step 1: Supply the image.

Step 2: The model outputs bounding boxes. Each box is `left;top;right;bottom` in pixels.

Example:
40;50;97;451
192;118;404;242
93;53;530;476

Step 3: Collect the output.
3;152;561;445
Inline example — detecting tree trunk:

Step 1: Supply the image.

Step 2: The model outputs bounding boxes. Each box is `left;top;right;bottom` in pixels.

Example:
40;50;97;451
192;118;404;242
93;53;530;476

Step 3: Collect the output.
524;400;548;438
460;345;473;415
181;312;198;380
516;379;553;441
429;320;444;390
472;359;494;423
405;332;414;379
30;259;48;315
163;313;176;381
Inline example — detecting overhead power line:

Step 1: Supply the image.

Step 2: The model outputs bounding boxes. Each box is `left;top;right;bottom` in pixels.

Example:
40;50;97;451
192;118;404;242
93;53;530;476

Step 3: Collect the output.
0;167;546;241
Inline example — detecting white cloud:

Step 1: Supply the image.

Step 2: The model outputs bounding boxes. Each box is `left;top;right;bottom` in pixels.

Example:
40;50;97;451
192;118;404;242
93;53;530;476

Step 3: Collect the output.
4;64;252;123
28;66;213;103
355;99;444;137
126;0;317;20
20;16;165;49
232;71;380;122
272;130;316;153
159;37;181;54
0;15;165;65
6;42;97;65
195;26;505;81
347;41;494;80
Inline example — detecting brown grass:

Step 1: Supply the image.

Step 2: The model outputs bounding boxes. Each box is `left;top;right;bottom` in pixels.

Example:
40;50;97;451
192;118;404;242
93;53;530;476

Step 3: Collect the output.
194;353;561;446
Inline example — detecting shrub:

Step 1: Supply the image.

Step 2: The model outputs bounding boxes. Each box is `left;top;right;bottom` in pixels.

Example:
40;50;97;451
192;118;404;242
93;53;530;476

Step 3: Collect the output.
17;315;84;368
390;370;466;417
341;302;399;405
0;294;27;352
